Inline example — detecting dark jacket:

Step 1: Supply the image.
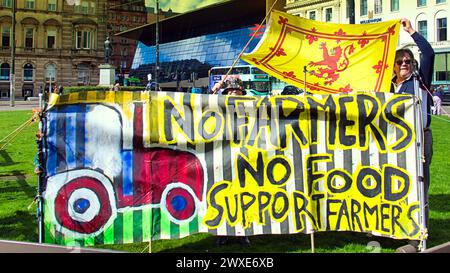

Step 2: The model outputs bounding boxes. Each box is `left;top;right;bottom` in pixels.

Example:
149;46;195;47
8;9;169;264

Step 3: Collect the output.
391;32;435;128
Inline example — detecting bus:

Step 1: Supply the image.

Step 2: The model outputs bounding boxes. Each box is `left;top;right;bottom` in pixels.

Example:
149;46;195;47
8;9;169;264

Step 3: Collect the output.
208;65;271;95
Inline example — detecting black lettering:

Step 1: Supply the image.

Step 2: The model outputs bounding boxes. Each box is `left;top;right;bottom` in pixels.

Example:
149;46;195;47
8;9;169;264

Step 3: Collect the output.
391;205;408;236
199;109;223;141
274;97;308;148
258;191;272;223
384;95;414;151
164;98;194;142
267;157;291;186
380;203;390;233
384;166;410;202
327;169;352;193
350;199;363;232
363;202;379;230
338;96;356;146
326;199;341;230
293;191;317;231
306;155;332;196
224;194;239;223
307;96;337;145
312;194;325;229
357;167;382;198
407;204;420;237
240;192;256;227
356;94;386;151
237;152;264;187
205;183;228;227
336;199;351;230
271;192;289;220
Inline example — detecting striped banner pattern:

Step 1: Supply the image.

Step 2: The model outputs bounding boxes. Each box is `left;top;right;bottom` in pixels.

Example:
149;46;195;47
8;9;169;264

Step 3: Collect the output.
41;91;422;246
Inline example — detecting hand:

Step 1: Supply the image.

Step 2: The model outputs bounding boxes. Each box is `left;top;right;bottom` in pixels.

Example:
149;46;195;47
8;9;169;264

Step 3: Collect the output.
400;18;416;35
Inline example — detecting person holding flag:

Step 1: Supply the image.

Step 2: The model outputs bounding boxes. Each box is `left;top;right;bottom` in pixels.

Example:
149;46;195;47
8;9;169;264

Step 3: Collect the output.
392;18;435;253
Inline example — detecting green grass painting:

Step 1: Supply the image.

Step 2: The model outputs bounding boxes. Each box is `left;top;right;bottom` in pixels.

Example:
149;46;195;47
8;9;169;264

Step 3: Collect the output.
1;110;450;253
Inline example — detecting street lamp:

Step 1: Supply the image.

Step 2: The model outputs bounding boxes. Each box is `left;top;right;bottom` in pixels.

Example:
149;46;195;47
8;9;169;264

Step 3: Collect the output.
155;0;159;87
10;0;16;107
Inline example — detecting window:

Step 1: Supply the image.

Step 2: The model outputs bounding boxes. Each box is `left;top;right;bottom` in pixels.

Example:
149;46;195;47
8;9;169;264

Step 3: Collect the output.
25;0;35;9
0;63;9;81
45;63;56;82
48;0;57;11
360;0;368;16
25;28;34;49
374;0;382;13
436;0;445;3
23;63;34;82
325;8;332;22
2;25;10;47
437;18;447;42
47;30;56;49
76;30;92;49
121;60;127;69
417;0;426;6
81;2;89;14
418;20;427;40
77;63;90;85
391;0;399;11
434;53;450;81
2;0;11;8
309;11;316;20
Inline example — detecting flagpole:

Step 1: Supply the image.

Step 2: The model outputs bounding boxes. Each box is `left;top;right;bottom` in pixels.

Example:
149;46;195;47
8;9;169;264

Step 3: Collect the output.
212;0;280;94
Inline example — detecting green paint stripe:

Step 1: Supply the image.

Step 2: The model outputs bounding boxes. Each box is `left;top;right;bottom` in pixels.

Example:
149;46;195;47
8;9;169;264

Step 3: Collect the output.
114;213;123;244
133;210;143;243
188;215;199;236
44;223;54;244
133;91;141;101
142;207;152;242
160;209;171;239
170;221;180;239
152;208;161;240
115;91;124;105
103;223;115;245
123;209;134;244
84;237;95;247
94;233;104;245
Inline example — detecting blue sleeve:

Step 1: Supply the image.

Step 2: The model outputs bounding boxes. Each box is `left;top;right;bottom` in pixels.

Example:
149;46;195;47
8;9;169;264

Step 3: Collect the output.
411;32;434;88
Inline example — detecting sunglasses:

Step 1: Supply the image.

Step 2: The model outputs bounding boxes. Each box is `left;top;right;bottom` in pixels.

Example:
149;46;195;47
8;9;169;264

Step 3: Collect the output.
396;59;412;66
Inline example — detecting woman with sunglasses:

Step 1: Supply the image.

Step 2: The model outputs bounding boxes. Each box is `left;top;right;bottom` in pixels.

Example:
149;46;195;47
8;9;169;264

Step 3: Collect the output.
392;18;435;253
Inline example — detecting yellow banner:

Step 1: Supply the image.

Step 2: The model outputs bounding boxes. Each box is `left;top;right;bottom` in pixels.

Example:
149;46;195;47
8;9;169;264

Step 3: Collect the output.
242;10;400;94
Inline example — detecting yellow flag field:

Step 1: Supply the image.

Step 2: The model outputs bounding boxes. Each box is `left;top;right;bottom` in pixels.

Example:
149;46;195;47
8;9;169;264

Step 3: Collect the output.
242;10;400;94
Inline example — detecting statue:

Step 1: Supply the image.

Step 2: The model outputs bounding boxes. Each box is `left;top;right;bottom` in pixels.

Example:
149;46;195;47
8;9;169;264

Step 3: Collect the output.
104;36;113;64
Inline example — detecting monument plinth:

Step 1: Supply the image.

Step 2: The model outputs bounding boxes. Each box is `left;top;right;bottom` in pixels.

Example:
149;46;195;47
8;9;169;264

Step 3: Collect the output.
98;64;116;87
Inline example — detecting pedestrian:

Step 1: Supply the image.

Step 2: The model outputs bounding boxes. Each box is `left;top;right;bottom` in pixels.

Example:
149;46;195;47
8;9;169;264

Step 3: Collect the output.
391;18;435;253
214;77;250;248
58;85;64;96
433;86;444;115
113;81;120;91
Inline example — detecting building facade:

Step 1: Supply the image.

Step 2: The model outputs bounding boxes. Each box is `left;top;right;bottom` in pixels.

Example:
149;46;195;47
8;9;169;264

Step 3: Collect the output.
0;0;108;99
285;0;342;23
106;0;177;84
285;0;450;87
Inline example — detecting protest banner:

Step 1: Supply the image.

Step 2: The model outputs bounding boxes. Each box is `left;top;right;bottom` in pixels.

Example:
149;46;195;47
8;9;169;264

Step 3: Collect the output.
39;91;422;246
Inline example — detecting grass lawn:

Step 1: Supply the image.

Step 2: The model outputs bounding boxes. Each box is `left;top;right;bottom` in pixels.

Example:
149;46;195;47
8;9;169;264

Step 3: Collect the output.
1;110;450;253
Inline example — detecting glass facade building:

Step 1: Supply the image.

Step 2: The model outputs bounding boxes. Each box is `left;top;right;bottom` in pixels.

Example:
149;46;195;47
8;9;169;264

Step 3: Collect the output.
130;26;263;86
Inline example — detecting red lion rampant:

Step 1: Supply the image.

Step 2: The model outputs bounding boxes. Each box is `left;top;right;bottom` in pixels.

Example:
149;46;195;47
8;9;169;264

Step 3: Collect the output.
308;42;355;85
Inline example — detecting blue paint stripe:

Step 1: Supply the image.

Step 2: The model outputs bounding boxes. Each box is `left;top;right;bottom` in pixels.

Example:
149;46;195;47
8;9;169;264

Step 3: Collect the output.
122;150;133;196
76;105;86;168
65;111;77;171
46;110;58;176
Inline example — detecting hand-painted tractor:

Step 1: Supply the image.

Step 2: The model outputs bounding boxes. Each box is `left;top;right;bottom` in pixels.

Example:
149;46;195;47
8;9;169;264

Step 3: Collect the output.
44;103;205;237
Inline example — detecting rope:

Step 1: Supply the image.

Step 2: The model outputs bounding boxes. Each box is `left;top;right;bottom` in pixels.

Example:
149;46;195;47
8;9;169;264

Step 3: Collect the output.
0;109;40;151
211;0;280;94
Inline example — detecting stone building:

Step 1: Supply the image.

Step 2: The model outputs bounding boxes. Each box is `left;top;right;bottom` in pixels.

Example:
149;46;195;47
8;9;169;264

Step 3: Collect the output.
0;0;107;99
